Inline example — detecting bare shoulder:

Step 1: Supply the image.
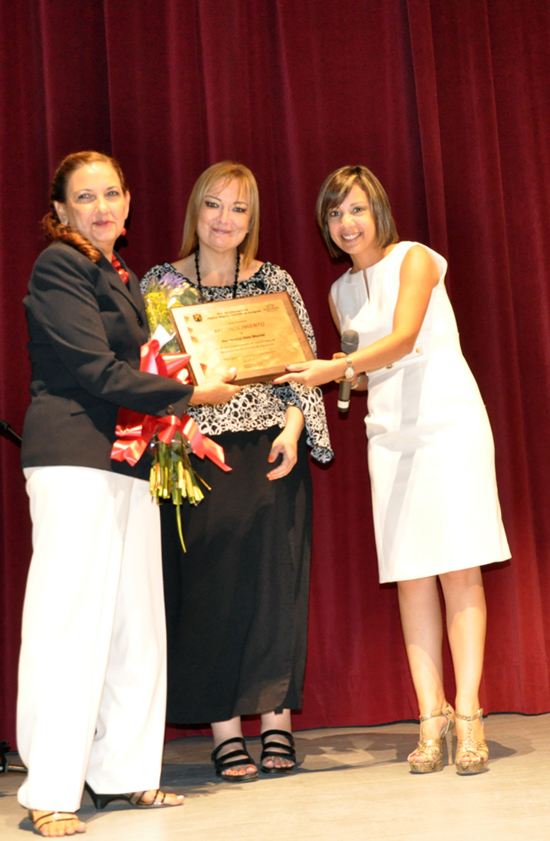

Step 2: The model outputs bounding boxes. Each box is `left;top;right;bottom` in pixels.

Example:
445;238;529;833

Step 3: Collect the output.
240;258;264;280
401;244;440;285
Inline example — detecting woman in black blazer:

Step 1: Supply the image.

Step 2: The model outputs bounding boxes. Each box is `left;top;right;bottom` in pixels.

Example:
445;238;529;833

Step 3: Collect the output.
18;151;239;837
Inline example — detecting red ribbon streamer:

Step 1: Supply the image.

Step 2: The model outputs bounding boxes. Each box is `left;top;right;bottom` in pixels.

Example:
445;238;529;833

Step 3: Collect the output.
110;340;231;472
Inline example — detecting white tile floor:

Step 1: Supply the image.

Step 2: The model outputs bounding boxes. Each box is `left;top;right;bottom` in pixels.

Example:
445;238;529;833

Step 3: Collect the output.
1;714;549;840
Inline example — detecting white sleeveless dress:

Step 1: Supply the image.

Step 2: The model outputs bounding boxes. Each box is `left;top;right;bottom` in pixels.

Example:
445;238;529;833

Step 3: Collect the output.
331;241;510;583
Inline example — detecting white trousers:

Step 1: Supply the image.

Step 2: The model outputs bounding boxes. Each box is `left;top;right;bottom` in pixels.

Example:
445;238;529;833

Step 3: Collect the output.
17;466;167;812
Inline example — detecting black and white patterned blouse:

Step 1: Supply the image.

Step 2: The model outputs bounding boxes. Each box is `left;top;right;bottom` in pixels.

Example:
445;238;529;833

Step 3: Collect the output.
141;261;333;463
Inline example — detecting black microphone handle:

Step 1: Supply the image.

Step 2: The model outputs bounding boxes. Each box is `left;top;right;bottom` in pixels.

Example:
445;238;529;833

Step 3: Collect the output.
0;418;22;447
338;330;359;413
338;378;353;412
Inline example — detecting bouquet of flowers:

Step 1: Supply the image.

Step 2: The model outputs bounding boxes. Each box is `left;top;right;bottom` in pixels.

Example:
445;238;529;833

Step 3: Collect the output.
111;336;231;551
148;413;219;552
142;271;200;353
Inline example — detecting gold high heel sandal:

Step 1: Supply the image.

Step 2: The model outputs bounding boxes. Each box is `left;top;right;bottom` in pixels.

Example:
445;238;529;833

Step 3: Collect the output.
408;702;455;773
454;708;489;775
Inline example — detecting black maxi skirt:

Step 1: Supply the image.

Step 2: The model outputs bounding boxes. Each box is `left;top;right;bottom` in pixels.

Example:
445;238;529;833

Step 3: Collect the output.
162;426;312;724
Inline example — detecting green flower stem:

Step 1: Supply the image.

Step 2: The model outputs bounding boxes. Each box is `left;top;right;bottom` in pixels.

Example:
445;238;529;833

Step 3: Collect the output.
149;432;209;552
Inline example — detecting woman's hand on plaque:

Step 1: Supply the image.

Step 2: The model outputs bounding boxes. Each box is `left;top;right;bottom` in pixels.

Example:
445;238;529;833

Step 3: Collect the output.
273;358;342;388
189;368;240;406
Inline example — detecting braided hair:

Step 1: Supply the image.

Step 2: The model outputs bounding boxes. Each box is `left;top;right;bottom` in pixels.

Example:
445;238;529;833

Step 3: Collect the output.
42;151;128;262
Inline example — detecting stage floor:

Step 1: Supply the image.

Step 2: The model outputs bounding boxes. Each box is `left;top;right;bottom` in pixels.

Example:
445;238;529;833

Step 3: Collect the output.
1;713;549;839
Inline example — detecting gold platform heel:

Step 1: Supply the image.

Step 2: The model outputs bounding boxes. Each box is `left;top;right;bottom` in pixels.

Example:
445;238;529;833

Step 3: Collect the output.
408;702;454;773
455;708;488;775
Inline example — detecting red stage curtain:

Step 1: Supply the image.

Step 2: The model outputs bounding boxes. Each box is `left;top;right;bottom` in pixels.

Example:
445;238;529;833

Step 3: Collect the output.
1;0;549;746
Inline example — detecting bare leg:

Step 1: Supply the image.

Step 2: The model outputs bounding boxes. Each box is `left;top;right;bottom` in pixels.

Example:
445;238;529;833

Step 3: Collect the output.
260;709;295;770
211;717;257;779
397;576;448;746
439;567;487;750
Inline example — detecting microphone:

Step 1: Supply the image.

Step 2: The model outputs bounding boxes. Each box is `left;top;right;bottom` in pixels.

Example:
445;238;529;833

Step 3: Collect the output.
0;417;22;447
338;330;359;413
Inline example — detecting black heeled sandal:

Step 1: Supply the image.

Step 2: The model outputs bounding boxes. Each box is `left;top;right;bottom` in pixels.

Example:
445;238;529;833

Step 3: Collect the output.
260;729;296;775
84;782;183;810
211;737;258;782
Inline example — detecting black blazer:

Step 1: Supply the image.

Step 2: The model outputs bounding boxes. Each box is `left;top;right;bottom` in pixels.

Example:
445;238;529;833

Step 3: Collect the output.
21;242;193;480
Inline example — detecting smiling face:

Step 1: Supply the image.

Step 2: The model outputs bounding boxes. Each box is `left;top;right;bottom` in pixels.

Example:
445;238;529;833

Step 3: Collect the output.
327;184;383;270
54;161;130;259
196;178;251;255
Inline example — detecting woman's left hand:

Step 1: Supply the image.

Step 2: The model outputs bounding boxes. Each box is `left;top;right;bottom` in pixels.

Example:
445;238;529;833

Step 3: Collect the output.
267;433;298;480
273;358;341;388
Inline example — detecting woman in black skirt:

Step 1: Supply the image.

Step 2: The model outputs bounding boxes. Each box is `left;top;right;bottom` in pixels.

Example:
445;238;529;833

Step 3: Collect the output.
142;162;332;781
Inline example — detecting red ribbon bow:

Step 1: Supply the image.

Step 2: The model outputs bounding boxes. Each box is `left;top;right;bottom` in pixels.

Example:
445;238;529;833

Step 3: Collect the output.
111;340;231;472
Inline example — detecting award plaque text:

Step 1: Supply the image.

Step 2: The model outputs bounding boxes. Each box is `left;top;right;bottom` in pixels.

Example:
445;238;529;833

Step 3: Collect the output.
170;291;315;385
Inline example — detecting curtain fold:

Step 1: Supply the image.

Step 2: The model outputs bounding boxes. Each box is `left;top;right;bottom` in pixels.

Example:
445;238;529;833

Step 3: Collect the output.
2;0;550;746
425;0;550;712
406;0;448;259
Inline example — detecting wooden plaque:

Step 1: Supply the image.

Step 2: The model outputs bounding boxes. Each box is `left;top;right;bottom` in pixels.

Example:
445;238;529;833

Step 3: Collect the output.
170;291;314;386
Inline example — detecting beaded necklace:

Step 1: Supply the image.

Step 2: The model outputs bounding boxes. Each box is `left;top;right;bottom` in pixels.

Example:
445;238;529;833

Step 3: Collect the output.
194;245;240;300
111;254;130;285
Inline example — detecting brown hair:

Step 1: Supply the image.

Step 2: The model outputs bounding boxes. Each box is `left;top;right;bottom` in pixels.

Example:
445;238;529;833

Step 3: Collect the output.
179;161;260;267
316;165;399;258
42;151;128;262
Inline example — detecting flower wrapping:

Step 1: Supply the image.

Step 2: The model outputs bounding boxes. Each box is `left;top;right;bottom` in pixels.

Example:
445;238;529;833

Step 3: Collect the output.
111;339;231;549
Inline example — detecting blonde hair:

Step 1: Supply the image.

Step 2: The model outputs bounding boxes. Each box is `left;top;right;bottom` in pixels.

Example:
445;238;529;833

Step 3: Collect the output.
179;161;260;267
316;165;398;258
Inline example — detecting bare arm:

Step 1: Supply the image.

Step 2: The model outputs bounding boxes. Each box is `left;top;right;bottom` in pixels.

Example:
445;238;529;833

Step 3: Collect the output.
266;405;305;480
274;246;440;388
328;291;341;333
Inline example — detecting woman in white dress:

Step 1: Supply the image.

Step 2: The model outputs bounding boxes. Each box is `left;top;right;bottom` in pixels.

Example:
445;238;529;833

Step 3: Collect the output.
275;165;510;775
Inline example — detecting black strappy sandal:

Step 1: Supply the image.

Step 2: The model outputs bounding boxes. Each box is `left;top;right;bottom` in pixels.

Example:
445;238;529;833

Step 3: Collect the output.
260;729;296;775
211;736;258;782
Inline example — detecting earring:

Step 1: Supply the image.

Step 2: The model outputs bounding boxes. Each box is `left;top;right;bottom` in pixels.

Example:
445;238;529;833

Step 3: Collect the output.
121;227;127;236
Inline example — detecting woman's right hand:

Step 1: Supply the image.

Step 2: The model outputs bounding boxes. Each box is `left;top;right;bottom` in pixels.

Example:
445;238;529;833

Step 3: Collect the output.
188;369;241;406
